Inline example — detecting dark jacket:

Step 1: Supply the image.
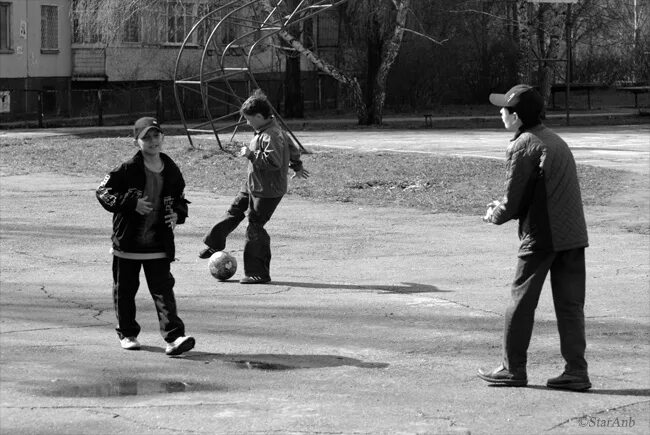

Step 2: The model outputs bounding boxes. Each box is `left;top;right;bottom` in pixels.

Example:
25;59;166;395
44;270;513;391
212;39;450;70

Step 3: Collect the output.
96;151;189;260
491;124;589;256
246;118;303;198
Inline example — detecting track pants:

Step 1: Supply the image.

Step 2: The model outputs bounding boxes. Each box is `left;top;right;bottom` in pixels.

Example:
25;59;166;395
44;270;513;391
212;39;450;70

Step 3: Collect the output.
203;189;282;278
112;256;185;342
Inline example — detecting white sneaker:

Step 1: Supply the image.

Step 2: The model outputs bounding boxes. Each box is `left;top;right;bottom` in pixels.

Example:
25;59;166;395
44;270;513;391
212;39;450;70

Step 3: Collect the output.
165;336;195;356
120;336;141;350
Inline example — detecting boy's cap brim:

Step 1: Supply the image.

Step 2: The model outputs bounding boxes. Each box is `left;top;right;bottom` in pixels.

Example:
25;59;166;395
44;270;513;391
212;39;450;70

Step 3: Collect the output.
133;117;163;139
489;84;544;114
136;125;162;139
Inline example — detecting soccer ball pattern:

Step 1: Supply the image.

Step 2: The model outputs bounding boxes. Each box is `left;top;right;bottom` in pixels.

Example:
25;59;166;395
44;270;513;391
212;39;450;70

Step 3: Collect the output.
208;251;237;281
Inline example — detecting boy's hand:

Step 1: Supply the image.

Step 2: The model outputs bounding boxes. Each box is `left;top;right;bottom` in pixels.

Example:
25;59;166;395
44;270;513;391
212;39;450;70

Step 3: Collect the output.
239;146;252;158
136;195;153;215
483;200;500;223
165;212;178;230
291;167;310;179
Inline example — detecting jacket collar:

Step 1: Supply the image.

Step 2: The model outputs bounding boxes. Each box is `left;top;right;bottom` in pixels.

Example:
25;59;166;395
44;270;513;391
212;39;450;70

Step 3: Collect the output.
254;117;277;135
511;122;544;141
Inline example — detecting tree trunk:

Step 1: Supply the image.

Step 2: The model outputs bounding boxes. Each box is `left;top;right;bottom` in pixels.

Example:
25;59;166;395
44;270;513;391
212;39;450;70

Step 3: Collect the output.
284;55;304;117
277;28;367;121
516;0;532;84
537;5;564;107
367;0;410;125
282;0;304;118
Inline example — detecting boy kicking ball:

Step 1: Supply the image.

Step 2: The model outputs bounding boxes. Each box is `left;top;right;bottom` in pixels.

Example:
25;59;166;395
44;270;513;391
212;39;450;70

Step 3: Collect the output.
97;117;195;356
198;90;309;284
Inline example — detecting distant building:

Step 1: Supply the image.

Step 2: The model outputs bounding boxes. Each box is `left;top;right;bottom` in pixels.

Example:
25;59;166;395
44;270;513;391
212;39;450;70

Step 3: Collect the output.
0;0;341;124
1;0;71;121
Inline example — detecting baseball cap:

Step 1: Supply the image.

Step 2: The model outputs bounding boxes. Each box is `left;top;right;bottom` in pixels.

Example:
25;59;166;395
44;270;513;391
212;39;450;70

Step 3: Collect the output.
489;84;544;116
133;117;162;139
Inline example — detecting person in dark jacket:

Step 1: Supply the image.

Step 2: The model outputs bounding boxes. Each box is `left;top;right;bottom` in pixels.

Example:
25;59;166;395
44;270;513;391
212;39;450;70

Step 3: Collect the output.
198;90;309;284
477;85;591;391
96;117;195;356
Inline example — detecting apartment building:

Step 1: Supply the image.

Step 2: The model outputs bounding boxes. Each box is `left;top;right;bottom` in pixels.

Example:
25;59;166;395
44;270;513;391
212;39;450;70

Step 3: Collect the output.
0;0;340;124
0;0;71;121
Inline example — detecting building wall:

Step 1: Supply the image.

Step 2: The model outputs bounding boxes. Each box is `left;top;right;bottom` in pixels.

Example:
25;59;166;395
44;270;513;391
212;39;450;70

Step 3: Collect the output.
0;0;71;78
0;0;72;120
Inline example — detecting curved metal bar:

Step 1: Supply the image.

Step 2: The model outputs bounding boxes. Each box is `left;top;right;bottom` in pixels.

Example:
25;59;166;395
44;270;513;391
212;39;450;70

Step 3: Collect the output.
173;0;242;148
179;0;349;150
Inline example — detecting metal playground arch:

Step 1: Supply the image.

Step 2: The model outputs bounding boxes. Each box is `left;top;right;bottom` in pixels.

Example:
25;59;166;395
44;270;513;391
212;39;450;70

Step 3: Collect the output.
172;0;347;150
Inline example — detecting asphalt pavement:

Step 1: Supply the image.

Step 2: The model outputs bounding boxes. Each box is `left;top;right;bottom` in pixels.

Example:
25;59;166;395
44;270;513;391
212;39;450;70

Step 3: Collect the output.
0;122;649;435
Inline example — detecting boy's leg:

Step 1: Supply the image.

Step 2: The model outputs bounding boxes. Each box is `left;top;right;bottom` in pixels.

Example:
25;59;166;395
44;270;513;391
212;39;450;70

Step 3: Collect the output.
112;256;142;339
502;251;555;374
550;248;588;375
202;190;249;251
243;195;282;278
142;258;185;342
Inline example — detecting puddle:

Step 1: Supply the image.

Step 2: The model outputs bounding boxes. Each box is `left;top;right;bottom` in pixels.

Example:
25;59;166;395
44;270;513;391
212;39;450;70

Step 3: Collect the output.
44;380;225;397
232;360;294;371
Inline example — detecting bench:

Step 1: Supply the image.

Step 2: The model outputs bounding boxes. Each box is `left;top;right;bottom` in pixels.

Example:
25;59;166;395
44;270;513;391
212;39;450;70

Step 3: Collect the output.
550;83;605;110
615;86;649;108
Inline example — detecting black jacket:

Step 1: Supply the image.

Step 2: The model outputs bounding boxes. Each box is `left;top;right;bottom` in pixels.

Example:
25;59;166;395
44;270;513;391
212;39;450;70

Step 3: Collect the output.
96;151;189;260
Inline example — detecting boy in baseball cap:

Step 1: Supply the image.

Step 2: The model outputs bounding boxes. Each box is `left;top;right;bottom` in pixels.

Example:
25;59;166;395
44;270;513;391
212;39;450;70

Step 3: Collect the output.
96;117;195;356
478;84;591;391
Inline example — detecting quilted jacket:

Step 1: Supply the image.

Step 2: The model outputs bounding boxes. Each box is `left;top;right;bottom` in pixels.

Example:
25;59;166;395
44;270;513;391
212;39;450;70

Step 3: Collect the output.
491;124;589;256
246;118;303;198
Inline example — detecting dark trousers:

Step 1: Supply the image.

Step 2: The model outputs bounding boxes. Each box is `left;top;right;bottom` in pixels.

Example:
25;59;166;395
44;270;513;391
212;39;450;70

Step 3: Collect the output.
503;248;588;375
112;256;185;342
203;190;282;278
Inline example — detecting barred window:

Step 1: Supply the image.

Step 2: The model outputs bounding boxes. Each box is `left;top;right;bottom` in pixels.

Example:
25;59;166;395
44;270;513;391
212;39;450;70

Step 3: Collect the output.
166;1;193;44
0;3;11;51
197;2;219;46
41;5;58;51
71;0;101;44
123;11;140;43
316;11;338;48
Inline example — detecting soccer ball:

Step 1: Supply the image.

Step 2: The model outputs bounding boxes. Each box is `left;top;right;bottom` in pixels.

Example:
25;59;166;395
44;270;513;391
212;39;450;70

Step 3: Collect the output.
208;251;237;281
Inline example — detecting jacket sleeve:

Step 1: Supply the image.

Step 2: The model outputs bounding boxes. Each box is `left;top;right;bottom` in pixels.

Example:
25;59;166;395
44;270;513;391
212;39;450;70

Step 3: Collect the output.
173;172;190;225
96;166;139;213
287;132;304;172
247;130;283;171
491;139;537;225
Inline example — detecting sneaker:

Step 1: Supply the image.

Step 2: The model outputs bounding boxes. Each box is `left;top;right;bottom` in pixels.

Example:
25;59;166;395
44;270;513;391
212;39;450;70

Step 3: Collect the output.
240;275;271;284
120;336;141;350
477;364;528;387
198;247;217;259
547;372;592;391
165;336;195;356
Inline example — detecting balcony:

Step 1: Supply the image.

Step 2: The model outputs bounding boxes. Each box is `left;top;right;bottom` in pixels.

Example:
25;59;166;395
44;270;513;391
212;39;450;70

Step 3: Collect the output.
72;47;107;81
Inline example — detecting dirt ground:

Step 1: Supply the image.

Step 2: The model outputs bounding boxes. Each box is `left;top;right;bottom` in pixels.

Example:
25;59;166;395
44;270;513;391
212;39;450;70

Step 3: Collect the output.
0;126;649;435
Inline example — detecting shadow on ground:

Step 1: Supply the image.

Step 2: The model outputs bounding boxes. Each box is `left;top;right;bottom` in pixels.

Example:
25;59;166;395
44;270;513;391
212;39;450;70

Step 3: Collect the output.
157;350;390;370
268;281;448;294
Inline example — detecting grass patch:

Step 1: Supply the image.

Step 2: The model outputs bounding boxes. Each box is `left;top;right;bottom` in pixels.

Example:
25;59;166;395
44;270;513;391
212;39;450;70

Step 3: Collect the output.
0;135;635;216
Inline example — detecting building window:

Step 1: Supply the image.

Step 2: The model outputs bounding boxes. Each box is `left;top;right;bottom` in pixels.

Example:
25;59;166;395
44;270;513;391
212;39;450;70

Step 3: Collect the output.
0;2;12;51
71;0;101;44
197;2;218;46
166;1;193;44
123;11;140;43
41;5;59;51
316;11;338;48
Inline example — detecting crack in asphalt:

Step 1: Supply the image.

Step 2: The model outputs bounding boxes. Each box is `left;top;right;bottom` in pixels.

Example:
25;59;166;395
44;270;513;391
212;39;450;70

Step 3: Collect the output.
545;399;650;431
0;324;105;335
37;285;110;323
